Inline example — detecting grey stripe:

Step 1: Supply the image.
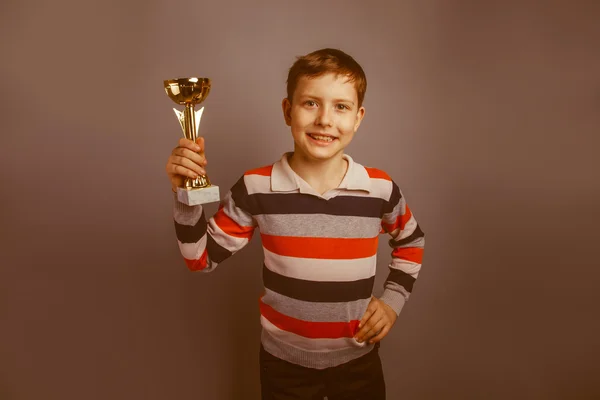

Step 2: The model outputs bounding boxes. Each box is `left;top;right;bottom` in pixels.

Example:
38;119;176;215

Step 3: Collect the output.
173;194;203;225
384;281;412;299
380;287;408;315
255;214;381;238
221;191;255;227
382;197;405;226
262;288;371;322
261;330;375;370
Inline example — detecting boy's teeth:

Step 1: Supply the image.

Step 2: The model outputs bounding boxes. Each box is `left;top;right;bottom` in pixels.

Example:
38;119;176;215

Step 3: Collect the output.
310;134;333;142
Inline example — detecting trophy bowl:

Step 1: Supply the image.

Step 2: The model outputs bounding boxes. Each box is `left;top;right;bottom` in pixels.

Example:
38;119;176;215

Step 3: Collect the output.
164;77;211;105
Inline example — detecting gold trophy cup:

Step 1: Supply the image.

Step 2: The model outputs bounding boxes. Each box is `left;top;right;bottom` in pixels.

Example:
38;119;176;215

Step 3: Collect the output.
164;77;220;206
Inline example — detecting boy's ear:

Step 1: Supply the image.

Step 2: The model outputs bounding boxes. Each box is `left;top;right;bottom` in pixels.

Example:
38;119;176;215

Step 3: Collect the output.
282;98;292;126
354;106;366;132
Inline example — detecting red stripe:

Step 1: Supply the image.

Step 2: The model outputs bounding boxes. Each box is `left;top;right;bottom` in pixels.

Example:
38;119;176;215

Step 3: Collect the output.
392;247;424;264
381;206;413;233
381;215;401;233
364;167;391;181
259;298;359;339
245;165;273;176
213;208;254;239
184;249;208;271
261;234;378;259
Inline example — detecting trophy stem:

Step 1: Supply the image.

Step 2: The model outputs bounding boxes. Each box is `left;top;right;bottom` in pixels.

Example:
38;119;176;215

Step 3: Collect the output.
182;103;211;189
183;104;196;142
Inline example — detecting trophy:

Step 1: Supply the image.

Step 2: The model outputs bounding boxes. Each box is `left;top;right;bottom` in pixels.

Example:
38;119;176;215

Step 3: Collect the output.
164;77;220;206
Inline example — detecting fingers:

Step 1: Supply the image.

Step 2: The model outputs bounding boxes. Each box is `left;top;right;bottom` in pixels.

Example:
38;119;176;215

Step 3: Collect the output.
168;137;208;180
355;297;398;344
369;324;391;344
178;137;203;152
177;136;206;161
195;136;205;154
355;308;383;343
365;318;387;343
172;146;206;168
358;297;378;329
168;157;204;179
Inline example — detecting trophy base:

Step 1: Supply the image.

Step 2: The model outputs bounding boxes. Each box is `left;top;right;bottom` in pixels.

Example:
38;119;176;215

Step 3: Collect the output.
177;185;220;206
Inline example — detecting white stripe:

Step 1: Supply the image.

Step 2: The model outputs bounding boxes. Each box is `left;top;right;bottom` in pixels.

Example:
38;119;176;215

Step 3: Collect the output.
390;259;421;278
369;177;393;199
397;214;418;240
260;316;366;351
244;174;272;195
263;248;376;282
177;235;207;260
208;217;250;253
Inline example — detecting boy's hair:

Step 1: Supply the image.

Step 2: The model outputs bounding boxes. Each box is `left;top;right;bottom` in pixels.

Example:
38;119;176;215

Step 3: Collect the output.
286;48;367;108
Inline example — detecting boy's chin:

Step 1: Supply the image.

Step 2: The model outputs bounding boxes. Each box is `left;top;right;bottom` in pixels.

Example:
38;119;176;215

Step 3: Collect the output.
297;147;344;162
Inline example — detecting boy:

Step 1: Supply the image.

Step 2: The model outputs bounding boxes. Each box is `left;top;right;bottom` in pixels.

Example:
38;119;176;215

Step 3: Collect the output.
165;48;425;399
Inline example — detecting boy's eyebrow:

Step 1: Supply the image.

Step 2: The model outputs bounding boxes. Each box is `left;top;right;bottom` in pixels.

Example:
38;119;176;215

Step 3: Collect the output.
301;95;355;105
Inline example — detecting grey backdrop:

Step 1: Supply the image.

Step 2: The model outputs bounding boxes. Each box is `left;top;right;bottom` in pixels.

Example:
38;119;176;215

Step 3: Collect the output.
1;1;599;399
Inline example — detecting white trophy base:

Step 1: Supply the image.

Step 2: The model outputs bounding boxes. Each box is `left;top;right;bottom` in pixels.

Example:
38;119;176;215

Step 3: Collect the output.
177;185;220;206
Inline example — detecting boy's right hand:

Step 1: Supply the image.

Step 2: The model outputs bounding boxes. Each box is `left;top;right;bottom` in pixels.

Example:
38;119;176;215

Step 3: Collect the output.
166;137;208;192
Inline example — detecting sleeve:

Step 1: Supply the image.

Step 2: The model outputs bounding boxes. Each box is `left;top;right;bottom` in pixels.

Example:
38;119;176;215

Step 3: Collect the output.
379;180;425;315
172;175;257;272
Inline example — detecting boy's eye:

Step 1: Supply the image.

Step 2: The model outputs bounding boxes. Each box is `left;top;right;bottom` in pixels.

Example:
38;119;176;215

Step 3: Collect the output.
305;100;317;107
336;104;349;110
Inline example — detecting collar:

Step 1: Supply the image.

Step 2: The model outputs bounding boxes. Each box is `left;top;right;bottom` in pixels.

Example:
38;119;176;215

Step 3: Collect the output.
270;152;371;194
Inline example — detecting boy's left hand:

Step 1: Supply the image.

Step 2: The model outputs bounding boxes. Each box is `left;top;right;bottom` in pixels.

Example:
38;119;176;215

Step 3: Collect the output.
354;297;398;344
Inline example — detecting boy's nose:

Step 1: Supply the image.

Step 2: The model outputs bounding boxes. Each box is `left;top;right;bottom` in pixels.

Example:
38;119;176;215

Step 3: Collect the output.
315;107;333;127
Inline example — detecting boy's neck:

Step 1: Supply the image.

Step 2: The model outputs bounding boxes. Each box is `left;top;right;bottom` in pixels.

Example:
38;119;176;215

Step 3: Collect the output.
288;151;348;195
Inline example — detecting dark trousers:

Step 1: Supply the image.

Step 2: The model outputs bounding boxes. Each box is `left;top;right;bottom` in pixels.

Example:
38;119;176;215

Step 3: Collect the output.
259;344;386;400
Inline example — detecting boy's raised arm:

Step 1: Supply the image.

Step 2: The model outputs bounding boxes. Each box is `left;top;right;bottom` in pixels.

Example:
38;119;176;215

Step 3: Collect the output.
173;184;257;272
379;181;425;315
167;137;257;272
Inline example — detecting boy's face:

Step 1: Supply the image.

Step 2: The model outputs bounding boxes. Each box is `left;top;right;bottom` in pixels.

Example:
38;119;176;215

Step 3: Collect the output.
282;72;365;163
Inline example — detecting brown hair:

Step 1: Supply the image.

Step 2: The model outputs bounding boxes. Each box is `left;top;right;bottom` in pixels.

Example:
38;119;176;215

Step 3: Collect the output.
286;48;367;108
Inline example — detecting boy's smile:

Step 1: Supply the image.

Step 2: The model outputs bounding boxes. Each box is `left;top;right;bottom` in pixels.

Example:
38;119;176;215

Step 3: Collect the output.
282;72;365;163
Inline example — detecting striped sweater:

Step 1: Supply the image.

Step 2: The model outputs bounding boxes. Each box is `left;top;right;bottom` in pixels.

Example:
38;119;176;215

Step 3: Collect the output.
173;152;425;369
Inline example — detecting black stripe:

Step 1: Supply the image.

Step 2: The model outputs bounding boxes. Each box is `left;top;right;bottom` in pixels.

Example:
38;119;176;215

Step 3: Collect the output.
389;224;425;247
174;211;207;244
230;176;253;215
383;181;402;214
386;268;416;292
262;264;374;303
207;235;232;264
242;193;385;218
